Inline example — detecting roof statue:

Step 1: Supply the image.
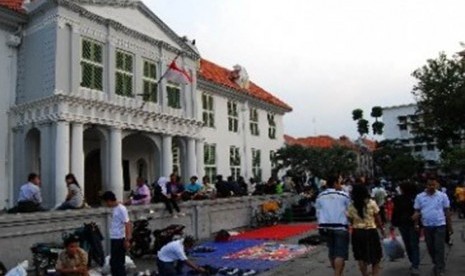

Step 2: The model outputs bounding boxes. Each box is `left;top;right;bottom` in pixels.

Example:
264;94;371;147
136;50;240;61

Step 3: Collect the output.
230;65;250;90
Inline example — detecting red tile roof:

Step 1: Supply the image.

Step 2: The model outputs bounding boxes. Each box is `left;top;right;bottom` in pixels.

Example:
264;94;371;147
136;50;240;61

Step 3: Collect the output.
0;0;24;12
284;134;377;152
199;59;292;111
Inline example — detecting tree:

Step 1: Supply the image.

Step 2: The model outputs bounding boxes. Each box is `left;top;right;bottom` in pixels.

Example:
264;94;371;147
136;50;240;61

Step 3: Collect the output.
352;106;384;137
373;140;424;180
412;51;465;151
273;144;357;179
440;146;465;175
371;106;384;135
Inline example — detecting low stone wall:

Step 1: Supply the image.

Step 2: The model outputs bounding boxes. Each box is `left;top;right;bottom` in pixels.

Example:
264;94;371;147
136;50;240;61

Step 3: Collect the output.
0;194;295;268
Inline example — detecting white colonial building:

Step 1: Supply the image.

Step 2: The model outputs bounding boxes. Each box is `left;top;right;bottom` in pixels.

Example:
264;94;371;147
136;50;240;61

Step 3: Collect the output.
382;103;440;167
0;0;291;209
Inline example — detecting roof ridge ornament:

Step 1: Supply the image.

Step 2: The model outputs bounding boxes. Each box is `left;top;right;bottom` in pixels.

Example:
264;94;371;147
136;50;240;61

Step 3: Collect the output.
229;65;250;89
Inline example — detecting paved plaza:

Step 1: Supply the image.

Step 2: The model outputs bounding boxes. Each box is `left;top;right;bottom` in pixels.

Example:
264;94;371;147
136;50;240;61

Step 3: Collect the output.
262;219;465;276
134;219;465;275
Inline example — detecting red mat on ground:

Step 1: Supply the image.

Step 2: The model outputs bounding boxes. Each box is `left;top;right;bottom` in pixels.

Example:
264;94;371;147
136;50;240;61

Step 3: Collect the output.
234;224;317;240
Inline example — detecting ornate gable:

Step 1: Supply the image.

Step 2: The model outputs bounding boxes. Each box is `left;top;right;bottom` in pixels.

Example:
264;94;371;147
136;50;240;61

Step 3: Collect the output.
73;0;198;58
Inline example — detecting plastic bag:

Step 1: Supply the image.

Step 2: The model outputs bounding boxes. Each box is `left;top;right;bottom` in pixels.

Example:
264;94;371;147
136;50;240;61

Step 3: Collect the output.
101;255;136;275
383;235;405;261
5;261;28;276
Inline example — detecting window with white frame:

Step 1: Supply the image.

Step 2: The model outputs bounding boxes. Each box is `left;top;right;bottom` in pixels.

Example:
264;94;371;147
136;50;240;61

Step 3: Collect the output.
81;39;103;90
268;113;277;139
202;93;215;127
167;84;181;109
250;108;259;136
204;143;217;182
228;101;239;132
270;150;277;171
230;146;241;180
252;148;262;181
115;50;134;97
172;142;181;175
142;60;158;102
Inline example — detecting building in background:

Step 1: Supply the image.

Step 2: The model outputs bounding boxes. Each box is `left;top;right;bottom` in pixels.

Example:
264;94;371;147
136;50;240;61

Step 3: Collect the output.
284;135;376;177
0;0;291;209
382;104;440;168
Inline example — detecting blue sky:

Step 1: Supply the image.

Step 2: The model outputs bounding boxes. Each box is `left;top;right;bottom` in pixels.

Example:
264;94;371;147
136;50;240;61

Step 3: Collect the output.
145;0;465;139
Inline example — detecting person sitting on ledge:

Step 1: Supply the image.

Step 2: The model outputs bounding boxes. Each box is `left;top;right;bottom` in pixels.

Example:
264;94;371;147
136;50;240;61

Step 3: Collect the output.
201;176;217;199
182;176;204;201
124;177;151;206
57;174;84;210
159;175;185;218
56;235;89;276
9;173;46;213
215;175;231;198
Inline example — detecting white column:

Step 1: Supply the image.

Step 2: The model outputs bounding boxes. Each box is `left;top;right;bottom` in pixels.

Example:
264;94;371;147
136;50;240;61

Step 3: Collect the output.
71;123;85;194
162;134;173;177
186;138;197;177
109;127;123;200
196;139;205;178
55;121;70;205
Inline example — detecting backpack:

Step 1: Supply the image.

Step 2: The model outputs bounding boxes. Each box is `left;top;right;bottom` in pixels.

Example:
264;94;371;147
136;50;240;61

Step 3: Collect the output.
215;230;231;242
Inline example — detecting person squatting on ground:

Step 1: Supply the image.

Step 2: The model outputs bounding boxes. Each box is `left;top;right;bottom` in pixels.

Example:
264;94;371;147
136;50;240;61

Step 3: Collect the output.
101;191;132;276
55;235;89;276
413;179;452;276
348;184;385;276
315;175;350;276
157;236;206;276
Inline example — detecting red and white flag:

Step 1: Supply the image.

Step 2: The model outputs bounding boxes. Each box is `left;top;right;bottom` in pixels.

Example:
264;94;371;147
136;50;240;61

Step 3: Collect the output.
165;60;192;84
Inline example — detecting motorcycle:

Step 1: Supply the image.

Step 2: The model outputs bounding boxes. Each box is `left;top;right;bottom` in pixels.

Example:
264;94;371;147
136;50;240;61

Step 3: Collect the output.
31;222;105;275
130;218;185;258
30;242;63;276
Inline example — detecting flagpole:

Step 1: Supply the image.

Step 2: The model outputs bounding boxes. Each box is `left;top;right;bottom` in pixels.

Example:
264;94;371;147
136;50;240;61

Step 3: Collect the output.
139;51;183;109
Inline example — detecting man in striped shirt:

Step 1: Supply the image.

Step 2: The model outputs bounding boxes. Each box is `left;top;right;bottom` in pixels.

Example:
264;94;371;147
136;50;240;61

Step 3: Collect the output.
315;175;351;276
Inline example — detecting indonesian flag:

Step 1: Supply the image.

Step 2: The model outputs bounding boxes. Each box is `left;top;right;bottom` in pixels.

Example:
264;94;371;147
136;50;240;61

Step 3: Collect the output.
165;59;192;84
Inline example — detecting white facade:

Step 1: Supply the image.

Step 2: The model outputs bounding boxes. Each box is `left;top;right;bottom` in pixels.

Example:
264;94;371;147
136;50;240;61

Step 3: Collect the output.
382;103;441;165
0;0;291;209
0;6;25;209
199;89;286;184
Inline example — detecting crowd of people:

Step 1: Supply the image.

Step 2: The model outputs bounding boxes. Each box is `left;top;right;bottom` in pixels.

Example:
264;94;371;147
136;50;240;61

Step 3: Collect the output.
7;172;294;215
315;175;460;276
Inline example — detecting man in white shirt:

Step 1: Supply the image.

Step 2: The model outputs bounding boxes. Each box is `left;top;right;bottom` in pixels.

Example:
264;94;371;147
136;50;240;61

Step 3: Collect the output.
413;179;452;276
12;173;45;213
102;191;132;276
315;175;350;276
157;236;205;275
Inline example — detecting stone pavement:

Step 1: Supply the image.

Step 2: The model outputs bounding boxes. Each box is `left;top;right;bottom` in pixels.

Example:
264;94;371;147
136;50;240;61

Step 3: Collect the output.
134;219;465;275
262;219;465;276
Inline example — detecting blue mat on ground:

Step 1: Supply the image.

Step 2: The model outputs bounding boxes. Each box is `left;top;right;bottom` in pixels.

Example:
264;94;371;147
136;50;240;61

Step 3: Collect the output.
188;239;280;273
195;258;281;273
190;239;265;259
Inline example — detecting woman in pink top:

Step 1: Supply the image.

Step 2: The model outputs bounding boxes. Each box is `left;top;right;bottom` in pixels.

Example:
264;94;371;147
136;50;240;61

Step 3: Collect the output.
125;177;151;205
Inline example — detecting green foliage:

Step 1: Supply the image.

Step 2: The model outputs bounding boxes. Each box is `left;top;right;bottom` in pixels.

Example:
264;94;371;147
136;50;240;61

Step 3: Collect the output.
412;51;465;150
371;106;383;118
352;107;384;137
357;119;369;137
372;121;385;135
373;140;424;180
273;145;357;179
441;147;465;174
352;109;364;121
